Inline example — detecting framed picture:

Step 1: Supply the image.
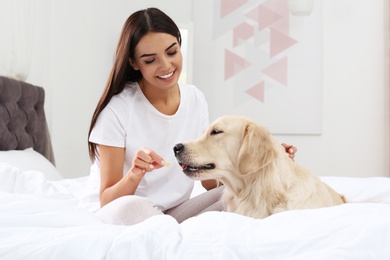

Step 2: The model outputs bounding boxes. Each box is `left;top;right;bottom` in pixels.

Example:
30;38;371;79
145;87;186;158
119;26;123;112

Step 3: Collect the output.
193;0;323;134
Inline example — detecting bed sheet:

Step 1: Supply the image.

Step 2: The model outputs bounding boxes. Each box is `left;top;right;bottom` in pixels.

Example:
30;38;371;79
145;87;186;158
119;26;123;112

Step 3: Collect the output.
1;163;390;260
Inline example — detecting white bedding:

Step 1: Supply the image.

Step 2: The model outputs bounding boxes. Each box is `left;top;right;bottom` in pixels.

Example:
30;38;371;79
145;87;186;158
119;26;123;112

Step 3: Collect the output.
1;162;390;260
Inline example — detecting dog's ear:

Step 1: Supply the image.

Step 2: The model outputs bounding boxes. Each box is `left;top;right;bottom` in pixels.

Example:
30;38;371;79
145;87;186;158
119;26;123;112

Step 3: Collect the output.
237;122;278;175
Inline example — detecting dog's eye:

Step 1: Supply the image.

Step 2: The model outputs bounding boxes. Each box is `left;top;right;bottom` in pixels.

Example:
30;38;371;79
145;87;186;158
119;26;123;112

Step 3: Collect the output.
210;129;223;135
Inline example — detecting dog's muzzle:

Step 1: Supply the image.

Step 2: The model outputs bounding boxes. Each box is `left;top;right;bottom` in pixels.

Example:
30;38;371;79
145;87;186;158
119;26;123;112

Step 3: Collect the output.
173;143;216;175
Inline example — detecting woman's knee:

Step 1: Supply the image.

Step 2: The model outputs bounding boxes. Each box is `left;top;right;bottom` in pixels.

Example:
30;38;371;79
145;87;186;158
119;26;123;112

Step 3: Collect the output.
95;196;163;225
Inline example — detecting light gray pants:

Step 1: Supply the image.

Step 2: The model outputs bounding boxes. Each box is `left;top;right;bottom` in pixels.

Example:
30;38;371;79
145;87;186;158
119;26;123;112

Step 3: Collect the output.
96;186;224;225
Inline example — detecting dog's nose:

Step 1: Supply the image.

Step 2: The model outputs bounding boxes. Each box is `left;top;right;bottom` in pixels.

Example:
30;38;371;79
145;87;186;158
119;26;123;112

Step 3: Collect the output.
173;143;184;155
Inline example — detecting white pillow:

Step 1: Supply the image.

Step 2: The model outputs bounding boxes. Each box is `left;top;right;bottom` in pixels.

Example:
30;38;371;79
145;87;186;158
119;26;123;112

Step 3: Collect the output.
0;148;63;180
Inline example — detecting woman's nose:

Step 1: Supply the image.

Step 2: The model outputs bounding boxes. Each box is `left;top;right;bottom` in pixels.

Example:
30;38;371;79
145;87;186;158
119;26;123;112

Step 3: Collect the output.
159;56;170;70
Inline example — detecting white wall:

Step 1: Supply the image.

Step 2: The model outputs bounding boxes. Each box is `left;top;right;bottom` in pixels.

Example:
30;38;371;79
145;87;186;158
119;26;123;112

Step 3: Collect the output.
282;0;389;177
303;0;389;177
192;0;389;178
48;0;194;178
0;0;388;178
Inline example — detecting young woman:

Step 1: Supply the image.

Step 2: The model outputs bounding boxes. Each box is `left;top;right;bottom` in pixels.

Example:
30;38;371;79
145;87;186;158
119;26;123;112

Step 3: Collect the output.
85;7;297;225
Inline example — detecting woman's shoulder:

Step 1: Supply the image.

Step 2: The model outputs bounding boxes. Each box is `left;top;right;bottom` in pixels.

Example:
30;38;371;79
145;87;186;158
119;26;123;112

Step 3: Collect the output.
108;82;138;106
179;83;208;115
179;83;206;98
119;82;138;96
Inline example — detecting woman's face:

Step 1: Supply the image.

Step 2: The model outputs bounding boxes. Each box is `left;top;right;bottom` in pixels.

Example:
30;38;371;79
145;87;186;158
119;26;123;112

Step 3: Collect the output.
131;32;182;90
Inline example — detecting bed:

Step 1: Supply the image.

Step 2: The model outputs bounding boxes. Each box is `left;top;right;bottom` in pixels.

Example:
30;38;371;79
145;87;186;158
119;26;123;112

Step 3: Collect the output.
0;76;390;260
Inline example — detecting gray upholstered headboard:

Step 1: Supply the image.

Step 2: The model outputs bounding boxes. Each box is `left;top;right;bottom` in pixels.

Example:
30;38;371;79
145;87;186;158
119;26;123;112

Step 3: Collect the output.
0;76;55;165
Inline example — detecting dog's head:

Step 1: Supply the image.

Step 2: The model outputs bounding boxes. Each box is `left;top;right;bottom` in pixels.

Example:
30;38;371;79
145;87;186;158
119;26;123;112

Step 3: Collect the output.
173;115;279;183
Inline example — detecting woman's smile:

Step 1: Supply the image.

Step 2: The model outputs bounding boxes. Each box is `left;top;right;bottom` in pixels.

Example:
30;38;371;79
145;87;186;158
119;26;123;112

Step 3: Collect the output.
157;71;175;80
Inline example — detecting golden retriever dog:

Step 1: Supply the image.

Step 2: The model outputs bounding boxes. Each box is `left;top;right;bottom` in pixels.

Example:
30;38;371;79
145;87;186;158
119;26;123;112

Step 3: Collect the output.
173;115;346;219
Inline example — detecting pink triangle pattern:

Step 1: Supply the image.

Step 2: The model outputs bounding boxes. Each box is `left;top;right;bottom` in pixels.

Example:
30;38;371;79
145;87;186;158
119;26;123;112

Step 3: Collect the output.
270;27;297;57
246;81;265;102
224;49;251;80
245;4;282;31
220;0;248;18
262;57;288;85
263;0;290;34
233;22;254;47
217;0;296;103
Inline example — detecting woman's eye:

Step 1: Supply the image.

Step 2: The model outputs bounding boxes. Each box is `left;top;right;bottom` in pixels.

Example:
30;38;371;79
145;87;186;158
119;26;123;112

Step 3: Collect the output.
210;129;223;135
168;50;178;56
144;59;155;64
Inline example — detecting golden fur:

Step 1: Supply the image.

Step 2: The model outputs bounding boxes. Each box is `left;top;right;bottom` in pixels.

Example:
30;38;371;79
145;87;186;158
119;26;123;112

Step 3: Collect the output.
174;115;346;219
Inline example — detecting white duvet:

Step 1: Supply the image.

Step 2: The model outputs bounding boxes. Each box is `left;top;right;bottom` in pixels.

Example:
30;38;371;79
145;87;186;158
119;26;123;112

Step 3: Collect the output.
1;163;390;260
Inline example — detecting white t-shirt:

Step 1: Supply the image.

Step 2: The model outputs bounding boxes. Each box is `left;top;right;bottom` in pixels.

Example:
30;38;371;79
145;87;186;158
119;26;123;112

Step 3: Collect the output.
84;82;209;211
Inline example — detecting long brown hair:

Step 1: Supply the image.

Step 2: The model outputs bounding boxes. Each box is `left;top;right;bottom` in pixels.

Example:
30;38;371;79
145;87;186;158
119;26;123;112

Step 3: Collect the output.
88;7;182;160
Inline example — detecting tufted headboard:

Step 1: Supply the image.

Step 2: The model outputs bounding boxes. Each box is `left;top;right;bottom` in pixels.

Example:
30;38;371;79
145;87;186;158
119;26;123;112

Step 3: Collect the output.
0;76;55;165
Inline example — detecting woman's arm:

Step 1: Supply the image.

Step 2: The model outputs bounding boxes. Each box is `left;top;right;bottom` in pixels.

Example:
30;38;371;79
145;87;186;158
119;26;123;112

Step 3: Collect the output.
201;179;220;191
98;145;165;207
99;145;141;207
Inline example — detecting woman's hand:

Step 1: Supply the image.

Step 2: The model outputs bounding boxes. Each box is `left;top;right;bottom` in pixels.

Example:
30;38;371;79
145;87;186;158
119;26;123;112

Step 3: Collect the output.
99;146;166;207
131;147;166;176
281;143;297;161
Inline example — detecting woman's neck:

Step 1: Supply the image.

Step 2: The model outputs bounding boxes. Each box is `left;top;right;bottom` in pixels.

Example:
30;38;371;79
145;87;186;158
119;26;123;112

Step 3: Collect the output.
139;81;180;115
